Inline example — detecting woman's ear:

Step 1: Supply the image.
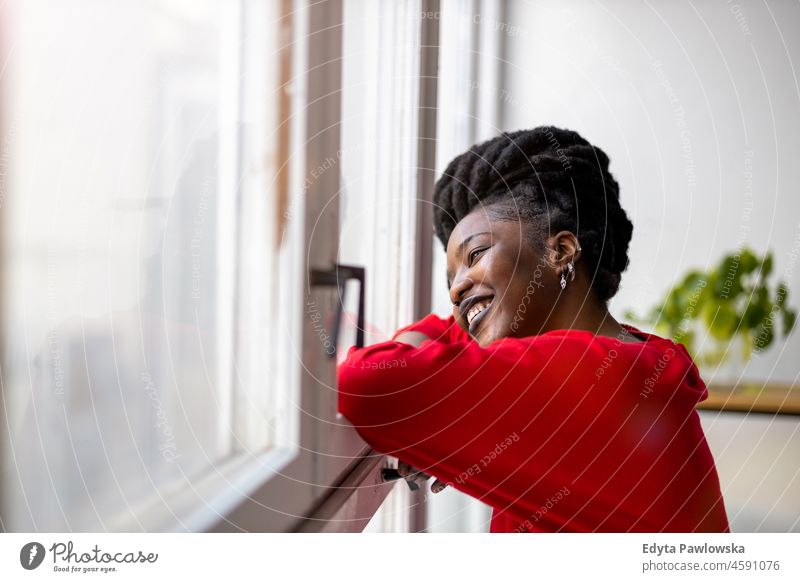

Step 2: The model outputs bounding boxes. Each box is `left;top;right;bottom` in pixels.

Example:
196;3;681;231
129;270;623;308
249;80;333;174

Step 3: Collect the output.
547;231;581;269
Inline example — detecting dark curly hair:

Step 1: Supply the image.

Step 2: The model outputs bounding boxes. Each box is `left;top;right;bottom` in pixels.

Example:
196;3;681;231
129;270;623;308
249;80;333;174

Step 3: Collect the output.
432;126;633;302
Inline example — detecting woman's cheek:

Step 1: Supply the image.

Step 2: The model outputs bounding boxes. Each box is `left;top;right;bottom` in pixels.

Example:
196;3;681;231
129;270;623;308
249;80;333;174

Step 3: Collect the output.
480;304;509;345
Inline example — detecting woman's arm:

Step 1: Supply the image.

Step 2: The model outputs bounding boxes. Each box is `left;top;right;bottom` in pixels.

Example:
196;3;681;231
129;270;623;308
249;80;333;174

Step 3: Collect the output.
387;315;469;491
337;331;580;526
337;328;721;532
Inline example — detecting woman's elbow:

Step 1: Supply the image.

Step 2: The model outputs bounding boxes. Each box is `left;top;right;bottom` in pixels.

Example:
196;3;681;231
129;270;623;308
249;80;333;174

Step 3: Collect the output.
336;359;386;425
336;359;411;426
337;361;364;423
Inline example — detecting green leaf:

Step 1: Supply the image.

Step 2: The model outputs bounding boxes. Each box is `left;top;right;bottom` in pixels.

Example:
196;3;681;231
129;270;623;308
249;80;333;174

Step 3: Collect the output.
711;261;740;298
742;286;769;329
704;302;738;340
753;321;774;352
682;270;706;289
783;308;797;335
739;248;759;274
662;291;683;325
776;281;789;306
675;329;696;356
742;300;767;329
761;252;773;278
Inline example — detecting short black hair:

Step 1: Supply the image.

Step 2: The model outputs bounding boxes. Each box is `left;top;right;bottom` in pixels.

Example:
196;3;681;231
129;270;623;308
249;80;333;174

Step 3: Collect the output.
432;126;633;302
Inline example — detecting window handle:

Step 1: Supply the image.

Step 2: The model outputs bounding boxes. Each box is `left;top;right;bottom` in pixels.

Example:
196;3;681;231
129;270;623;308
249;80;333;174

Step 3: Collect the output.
380;468;420;491
309;263;365;357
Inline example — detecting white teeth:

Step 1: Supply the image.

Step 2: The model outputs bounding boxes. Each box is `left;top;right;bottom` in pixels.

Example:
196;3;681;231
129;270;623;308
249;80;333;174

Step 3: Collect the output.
467;301;489;325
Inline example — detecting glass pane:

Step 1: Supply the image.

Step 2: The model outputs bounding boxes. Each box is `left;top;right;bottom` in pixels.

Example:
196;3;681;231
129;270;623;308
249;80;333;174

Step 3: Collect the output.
339;0;421;348
2;0;239;530
363;481;410;533
229;0;289;454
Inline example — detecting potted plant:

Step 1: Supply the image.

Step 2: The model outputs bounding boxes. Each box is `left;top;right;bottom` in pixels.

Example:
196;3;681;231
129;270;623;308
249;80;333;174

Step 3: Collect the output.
625;247;796;382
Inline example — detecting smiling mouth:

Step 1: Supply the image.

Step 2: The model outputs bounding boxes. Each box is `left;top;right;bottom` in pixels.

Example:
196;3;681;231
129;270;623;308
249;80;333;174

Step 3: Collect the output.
467;298;493;336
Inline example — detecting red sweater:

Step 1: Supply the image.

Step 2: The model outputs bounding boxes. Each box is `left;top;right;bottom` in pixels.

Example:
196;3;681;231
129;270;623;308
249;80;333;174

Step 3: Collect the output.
337;314;729;533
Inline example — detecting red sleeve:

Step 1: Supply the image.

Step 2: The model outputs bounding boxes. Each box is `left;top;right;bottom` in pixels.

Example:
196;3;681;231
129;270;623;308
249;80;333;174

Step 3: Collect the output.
337;333;726;532
390;313;471;344
337;334;581;526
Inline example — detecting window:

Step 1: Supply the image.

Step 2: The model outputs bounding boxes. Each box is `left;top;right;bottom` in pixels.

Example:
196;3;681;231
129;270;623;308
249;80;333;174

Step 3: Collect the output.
0;0;298;531
1;0;495;533
339;0;424;346
424;0;504;533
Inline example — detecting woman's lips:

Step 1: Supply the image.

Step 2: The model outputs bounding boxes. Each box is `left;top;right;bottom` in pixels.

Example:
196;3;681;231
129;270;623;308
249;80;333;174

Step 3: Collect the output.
468;300;492;337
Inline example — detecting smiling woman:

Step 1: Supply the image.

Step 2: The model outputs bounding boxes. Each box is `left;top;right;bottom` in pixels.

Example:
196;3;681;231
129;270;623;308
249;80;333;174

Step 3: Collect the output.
440;126;636;346
337;127;730;533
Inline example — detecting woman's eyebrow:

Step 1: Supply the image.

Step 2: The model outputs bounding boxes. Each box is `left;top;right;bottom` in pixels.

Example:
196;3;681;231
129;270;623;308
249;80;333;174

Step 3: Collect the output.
456;231;491;256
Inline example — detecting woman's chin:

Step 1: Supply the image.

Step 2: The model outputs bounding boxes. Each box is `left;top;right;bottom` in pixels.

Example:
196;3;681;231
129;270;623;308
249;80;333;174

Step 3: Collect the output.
471;327;488;346
474;323;508;347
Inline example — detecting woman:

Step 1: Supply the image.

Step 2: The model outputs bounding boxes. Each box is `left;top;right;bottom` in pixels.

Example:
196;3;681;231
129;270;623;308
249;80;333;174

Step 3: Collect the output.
337;127;729;533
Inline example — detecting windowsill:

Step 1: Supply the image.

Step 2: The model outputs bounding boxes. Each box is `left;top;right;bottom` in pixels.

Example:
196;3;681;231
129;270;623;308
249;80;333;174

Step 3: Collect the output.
107;446;298;532
697;382;800;415
293;446;396;533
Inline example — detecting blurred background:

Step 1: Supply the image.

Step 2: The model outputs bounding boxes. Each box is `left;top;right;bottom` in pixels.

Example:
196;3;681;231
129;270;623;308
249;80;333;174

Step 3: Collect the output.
0;0;798;533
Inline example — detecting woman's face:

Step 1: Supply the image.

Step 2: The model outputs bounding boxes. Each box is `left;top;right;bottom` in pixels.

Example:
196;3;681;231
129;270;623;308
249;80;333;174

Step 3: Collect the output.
446;207;562;347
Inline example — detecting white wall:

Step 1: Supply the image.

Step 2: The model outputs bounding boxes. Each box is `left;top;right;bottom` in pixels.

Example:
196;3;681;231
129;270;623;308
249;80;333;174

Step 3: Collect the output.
501;0;800;385
700;411;800;532
499;0;800;531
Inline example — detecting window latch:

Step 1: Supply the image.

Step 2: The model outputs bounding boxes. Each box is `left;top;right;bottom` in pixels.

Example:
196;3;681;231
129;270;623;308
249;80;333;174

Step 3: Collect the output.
380;468;420;491
309;263;365;358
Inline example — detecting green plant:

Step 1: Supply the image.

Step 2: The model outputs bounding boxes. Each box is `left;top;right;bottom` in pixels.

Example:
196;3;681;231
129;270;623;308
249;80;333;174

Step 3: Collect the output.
625;247;797;366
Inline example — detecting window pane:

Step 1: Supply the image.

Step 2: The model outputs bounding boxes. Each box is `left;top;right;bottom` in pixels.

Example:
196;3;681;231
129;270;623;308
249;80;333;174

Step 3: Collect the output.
2;0;240;530
363;481;410;533
230;0;291;455
339;0;422;345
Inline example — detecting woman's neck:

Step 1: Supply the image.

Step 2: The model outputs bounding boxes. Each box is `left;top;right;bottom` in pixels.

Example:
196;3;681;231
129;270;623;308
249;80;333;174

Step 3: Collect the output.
550;290;642;342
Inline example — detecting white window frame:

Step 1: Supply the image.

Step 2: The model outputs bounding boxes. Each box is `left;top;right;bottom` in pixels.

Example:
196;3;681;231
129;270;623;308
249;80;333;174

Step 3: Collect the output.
292;0;442;533
425;0;505;534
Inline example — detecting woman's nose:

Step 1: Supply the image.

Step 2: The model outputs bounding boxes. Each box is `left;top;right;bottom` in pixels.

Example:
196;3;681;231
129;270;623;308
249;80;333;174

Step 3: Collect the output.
449;273;473;305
